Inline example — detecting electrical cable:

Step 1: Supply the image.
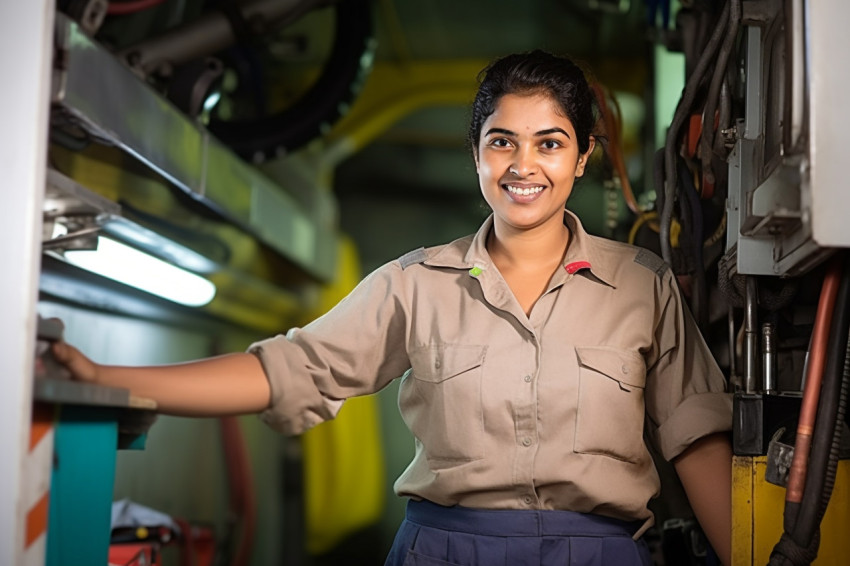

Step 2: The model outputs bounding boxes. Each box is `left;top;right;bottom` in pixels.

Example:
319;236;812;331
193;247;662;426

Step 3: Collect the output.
769;255;848;565
628;211;659;245
794;254;850;545
713;77;732;160
592;82;643;215
107;0;168;16
660;1;730;265
703;211;727;248
698;0;741;186
654;147;667;241
678;156;708;330
785;257;842;507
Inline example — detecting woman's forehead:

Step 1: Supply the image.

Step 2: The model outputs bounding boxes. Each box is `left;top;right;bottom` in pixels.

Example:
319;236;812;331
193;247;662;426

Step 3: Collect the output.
485;93;574;131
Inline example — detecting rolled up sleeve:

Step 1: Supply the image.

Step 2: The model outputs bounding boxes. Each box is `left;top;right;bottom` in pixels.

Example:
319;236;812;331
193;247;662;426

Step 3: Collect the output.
248;262;411;435
645;271;732;461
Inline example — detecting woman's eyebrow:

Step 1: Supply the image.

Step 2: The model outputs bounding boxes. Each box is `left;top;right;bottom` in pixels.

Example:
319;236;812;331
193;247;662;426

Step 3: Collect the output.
484;127;515;137
536;127;571;139
484;127;571;139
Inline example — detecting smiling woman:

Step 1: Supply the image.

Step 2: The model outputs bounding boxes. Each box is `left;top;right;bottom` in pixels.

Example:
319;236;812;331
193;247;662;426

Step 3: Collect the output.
476;93;593;239
54;50;732;566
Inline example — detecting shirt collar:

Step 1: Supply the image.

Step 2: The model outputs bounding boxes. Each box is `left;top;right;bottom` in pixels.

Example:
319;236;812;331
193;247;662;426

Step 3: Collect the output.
424;210;617;288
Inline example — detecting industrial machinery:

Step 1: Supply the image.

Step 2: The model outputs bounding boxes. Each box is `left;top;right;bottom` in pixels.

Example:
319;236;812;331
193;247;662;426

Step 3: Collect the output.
4;0;850;565
652;0;850;564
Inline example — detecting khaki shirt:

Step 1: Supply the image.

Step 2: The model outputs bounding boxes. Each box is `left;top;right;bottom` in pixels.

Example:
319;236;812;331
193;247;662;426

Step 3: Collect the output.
250;210;731;535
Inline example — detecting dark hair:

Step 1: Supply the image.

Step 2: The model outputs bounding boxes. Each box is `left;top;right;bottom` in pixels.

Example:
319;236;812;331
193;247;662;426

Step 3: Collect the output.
468;50;598;155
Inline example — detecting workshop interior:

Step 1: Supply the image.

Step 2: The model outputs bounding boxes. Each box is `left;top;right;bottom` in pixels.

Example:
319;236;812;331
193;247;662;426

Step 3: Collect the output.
3;0;850;564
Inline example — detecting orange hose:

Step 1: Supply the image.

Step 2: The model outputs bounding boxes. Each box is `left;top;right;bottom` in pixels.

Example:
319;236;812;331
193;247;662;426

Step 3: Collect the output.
220;416;257;566
591;83;642;215
786;256;843;503
107;0;167;15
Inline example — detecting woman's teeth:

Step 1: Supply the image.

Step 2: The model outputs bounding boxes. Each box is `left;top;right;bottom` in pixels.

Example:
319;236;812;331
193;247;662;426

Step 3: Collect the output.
505;185;544;196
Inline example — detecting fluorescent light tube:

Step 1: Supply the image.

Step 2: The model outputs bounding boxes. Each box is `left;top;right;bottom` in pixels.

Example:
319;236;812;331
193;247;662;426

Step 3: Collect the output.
64;236;216;307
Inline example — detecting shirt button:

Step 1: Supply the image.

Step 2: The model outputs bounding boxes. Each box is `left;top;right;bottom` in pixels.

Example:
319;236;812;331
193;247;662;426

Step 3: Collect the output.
621;364;629;374
522;437;532;447
435;359;442;369
523;495;533;505
524;375;532;383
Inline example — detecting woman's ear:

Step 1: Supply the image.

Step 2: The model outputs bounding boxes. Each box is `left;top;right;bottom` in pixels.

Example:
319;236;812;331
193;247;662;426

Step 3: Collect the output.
473;148;480;172
576;136;596;177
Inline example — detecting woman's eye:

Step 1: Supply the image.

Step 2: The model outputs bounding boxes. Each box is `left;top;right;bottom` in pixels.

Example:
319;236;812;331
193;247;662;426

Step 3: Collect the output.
541;139;561;150
490;138;511;148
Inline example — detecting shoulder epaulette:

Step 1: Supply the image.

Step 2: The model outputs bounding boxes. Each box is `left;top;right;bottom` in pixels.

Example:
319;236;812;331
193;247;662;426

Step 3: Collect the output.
634;248;669;277
398;247;428;270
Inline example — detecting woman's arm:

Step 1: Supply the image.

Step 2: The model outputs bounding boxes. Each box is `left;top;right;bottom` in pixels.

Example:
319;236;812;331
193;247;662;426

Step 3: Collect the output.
52;342;271;417
673;432;733;566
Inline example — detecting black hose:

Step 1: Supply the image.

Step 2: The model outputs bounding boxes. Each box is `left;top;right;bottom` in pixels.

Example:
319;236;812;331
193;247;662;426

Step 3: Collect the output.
769;254;850;566
818;325;850;521
678;156;708;330
654;148;666;229
660;1;730;264
698;0;741;185
713;78;732;158
794;255;850;544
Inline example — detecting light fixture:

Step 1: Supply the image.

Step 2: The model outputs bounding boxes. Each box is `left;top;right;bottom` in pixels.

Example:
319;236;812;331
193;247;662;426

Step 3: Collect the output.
63;236;216;307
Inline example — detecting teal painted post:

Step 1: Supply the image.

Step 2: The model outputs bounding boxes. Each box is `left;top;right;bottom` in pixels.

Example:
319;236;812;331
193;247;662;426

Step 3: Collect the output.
46;406;119;566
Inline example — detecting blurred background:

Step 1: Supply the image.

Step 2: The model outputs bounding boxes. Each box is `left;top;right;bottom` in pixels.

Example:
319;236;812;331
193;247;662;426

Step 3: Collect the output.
10;0;849;565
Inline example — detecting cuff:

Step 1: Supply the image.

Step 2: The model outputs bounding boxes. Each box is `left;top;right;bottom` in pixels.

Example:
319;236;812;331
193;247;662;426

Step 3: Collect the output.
654;392;733;461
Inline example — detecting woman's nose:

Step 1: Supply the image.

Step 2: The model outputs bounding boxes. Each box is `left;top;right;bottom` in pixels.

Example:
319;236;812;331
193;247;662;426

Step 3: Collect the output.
510;147;538;177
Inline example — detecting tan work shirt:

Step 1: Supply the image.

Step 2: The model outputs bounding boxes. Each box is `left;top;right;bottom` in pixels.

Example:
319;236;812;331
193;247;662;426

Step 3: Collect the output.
250;210;731;535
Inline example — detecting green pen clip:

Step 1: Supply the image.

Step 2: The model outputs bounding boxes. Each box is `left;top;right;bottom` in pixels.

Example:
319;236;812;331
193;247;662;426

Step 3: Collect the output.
468;266;483;277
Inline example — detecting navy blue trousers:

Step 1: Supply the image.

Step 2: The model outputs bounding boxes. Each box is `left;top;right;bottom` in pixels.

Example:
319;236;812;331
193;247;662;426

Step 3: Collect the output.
385;500;653;566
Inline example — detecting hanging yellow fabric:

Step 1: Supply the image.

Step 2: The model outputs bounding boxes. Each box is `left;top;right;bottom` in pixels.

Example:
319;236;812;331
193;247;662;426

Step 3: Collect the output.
299;235;386;555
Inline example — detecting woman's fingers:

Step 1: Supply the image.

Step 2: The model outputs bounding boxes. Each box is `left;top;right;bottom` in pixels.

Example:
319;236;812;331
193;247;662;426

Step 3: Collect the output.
51;342;98;383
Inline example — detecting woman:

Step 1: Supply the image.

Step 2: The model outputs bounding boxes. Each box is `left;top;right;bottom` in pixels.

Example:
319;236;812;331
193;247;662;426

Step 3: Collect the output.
55;51;733;565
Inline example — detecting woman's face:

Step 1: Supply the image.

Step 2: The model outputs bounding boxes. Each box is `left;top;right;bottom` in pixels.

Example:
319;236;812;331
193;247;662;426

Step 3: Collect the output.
475;92;593;234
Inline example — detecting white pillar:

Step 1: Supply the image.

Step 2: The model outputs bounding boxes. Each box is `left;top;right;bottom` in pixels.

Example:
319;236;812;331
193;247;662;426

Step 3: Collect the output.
0;1;54;565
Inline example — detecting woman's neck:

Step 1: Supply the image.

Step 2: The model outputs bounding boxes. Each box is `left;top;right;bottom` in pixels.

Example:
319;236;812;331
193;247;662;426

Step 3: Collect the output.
487;216;570;272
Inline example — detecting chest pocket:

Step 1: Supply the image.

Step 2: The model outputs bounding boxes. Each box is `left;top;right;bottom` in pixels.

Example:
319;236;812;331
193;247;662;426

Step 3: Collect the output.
574;346;647;464
400;344;487;467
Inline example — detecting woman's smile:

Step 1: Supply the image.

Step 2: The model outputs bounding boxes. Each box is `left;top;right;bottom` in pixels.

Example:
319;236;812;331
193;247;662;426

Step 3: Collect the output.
503;183;545;200
475;92;593;234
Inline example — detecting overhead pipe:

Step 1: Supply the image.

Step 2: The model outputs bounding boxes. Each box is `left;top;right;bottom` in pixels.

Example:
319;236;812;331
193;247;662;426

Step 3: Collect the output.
119;0;333;77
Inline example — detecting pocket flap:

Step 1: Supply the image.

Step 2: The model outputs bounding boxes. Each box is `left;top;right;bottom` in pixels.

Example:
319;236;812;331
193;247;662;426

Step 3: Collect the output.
576;346;646;389
410;344;487;383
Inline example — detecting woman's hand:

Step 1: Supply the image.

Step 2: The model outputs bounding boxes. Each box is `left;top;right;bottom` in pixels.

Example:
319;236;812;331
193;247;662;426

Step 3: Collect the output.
47;343;271;417
51;341;99;383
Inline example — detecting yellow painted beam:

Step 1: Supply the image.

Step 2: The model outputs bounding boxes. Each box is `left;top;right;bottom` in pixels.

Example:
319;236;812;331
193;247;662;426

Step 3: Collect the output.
732;456;850;565
732;456;754;566
321;60;489;167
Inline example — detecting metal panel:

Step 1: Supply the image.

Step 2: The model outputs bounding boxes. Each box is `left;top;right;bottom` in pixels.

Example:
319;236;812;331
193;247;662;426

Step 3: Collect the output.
0;2;54;565
809;0;850;247
53;14;335;281
727;17;835;277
